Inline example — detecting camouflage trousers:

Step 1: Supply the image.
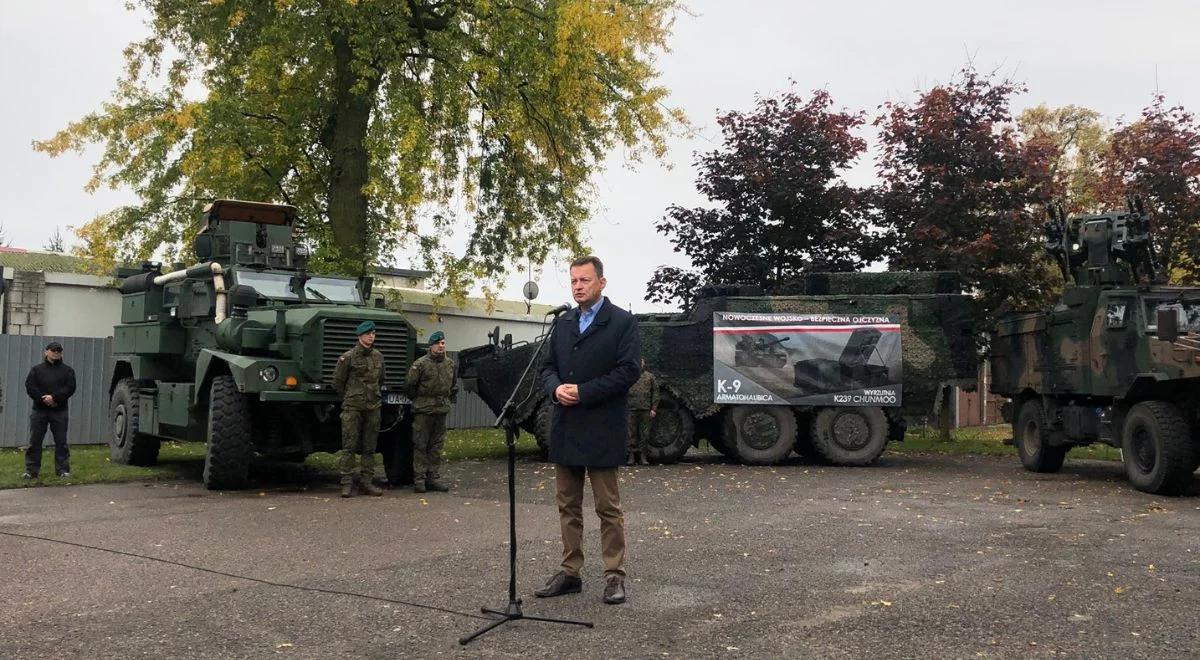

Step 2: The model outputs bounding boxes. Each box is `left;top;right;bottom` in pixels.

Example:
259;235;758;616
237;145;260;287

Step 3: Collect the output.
339;407;380;484
412;413;447;484
627;410;653;457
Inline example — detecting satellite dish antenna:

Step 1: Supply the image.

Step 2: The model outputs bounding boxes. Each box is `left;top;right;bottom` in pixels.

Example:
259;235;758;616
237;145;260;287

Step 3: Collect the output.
522;280;539;301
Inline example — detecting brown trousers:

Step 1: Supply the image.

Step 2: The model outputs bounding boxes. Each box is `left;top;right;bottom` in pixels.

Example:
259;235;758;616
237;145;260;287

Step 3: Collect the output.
555;464;626;579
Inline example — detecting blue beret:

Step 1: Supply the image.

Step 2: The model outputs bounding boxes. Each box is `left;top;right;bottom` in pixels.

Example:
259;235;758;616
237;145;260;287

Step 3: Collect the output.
356;320;376;335
429;330;445;343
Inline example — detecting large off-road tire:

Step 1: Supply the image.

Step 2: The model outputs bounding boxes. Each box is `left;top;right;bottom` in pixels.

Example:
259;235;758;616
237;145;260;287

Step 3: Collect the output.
1121;401;1196;495
643;393;695;465
810;406;889;466
722;405;797;465
1014;399;1067;473
203;375;253;490
108;378;160;466
533;399;553;460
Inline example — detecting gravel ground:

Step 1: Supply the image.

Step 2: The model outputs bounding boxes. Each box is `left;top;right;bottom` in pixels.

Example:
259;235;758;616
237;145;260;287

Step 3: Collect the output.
1;452;1197;659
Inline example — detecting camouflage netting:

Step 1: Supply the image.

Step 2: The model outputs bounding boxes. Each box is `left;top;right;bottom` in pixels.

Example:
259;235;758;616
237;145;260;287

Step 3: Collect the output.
637;319;721;418
458;341;549;427
770;271;963;296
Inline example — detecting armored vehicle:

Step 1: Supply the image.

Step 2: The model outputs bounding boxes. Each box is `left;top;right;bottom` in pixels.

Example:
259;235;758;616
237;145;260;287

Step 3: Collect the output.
107;200;416;489
991;200;1200;495
459;272;976;467
734;334;789;368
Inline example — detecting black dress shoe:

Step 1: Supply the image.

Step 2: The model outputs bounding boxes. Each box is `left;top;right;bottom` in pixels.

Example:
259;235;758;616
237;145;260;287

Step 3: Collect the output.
603;576;626;604
534;572;582;598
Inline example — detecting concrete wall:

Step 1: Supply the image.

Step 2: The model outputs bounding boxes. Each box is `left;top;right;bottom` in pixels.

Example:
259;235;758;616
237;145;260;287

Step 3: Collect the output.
2;269;47;335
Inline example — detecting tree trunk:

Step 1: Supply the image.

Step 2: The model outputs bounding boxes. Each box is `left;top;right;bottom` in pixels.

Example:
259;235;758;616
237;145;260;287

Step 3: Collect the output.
325;29;378;272
938;384;954;443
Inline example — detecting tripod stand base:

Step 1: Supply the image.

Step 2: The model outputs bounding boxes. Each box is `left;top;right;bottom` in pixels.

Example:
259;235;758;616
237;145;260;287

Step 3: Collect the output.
459;598;593;645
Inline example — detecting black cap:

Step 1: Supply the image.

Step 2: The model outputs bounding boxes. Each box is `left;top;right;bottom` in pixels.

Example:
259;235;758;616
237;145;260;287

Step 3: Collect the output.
45;342;63;352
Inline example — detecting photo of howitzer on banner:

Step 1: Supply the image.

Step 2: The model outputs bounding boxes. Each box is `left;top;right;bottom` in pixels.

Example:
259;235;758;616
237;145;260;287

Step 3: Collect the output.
712;312;903;407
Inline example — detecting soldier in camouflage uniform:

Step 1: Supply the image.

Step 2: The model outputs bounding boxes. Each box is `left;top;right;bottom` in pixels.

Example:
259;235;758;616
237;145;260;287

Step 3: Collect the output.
626;358;660;465
333;320;385;498
406;330;458;493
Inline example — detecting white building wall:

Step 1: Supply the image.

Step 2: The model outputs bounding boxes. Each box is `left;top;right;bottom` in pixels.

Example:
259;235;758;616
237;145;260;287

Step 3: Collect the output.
401;304;549;349
42;273;122;338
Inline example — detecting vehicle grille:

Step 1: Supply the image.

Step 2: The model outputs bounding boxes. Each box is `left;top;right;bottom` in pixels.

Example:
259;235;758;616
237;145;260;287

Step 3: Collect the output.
320;318;410;388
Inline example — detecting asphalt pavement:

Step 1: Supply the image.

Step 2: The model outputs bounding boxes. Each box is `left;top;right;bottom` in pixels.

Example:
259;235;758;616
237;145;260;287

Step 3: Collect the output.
1;451;1197;659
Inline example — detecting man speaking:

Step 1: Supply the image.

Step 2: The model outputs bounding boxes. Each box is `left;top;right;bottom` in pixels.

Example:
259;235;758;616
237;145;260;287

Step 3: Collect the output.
536;255;640;605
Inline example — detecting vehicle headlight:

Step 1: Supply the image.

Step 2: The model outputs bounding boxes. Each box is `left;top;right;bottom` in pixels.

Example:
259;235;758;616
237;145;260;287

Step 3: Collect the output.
259;366;279;383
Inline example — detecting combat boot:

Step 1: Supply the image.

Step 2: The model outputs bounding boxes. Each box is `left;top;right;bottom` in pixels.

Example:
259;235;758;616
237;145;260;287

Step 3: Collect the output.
425;479;450;492
341;482;355;498
360;481;384;497
413;479;426;494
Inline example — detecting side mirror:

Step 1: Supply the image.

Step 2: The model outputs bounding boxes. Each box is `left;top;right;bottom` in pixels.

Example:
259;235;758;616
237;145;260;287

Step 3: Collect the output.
1157;306;1181;342
194;234;214;260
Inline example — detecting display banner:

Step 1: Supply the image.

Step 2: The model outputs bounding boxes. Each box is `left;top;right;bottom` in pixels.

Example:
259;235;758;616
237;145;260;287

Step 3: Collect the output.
712;312;902;406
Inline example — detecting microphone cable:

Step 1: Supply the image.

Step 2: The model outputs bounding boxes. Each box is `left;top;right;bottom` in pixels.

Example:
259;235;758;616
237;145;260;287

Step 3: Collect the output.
0;529;492;621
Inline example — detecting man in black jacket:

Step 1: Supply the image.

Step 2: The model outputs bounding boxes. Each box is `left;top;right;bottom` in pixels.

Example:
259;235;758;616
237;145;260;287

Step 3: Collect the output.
535;255;640;605
24;342;77;479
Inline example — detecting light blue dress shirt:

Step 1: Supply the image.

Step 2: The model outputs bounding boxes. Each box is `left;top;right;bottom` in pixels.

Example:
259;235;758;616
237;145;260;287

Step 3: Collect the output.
578;297;604;334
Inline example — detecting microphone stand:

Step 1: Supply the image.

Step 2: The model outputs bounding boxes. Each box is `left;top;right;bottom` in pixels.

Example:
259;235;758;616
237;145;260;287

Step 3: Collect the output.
459;308;593;645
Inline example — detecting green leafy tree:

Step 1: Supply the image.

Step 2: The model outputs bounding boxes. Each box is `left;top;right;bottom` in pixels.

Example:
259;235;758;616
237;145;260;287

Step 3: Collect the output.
648;88;881;307
874;67;1056;323
1018;104;1111;213
36;0;683;290
1100;95;1200;283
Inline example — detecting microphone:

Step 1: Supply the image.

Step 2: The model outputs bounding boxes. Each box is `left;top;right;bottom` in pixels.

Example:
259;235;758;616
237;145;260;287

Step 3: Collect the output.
546;303;572;316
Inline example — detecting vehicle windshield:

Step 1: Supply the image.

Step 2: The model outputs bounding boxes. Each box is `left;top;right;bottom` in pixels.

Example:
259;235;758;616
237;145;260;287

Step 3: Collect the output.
1143;297;1200;333
233;270;363;304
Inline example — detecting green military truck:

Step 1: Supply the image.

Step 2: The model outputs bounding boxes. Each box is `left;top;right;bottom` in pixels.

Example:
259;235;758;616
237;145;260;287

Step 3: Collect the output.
107;199;416;489
458;272;976;467
991;201;1200;495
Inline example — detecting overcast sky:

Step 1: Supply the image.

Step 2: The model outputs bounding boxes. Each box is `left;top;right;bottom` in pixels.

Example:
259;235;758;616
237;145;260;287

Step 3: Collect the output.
2;1;1198;313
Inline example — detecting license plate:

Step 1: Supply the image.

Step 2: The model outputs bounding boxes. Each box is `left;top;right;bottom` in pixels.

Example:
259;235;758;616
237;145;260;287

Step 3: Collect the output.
385;392;411;405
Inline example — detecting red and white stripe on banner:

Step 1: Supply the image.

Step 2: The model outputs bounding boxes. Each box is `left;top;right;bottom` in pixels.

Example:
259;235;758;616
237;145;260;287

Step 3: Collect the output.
713;325;901;335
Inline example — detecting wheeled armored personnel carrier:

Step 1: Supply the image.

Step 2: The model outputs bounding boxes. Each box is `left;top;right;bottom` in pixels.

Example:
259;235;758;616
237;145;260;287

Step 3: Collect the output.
107;199;416;489
459;271;976;467
991;200;1200;495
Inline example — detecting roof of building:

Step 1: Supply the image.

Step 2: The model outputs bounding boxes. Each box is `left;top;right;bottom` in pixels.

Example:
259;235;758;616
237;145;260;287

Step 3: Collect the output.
0;247;92;274
375;266;432;279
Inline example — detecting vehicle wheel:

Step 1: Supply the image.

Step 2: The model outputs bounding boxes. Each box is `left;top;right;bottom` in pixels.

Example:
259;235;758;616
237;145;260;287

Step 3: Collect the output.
723;405;797;465
203;375;253;490
810;407;888;466
644;393;695;465
1015;399;1067;473
380;418;414;486
534;399;553;460
1121;401;1196;495
108;378;160;466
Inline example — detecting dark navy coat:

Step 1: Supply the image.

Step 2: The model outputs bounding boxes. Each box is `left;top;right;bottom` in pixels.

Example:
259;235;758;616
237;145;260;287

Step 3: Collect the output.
540;297;641;467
